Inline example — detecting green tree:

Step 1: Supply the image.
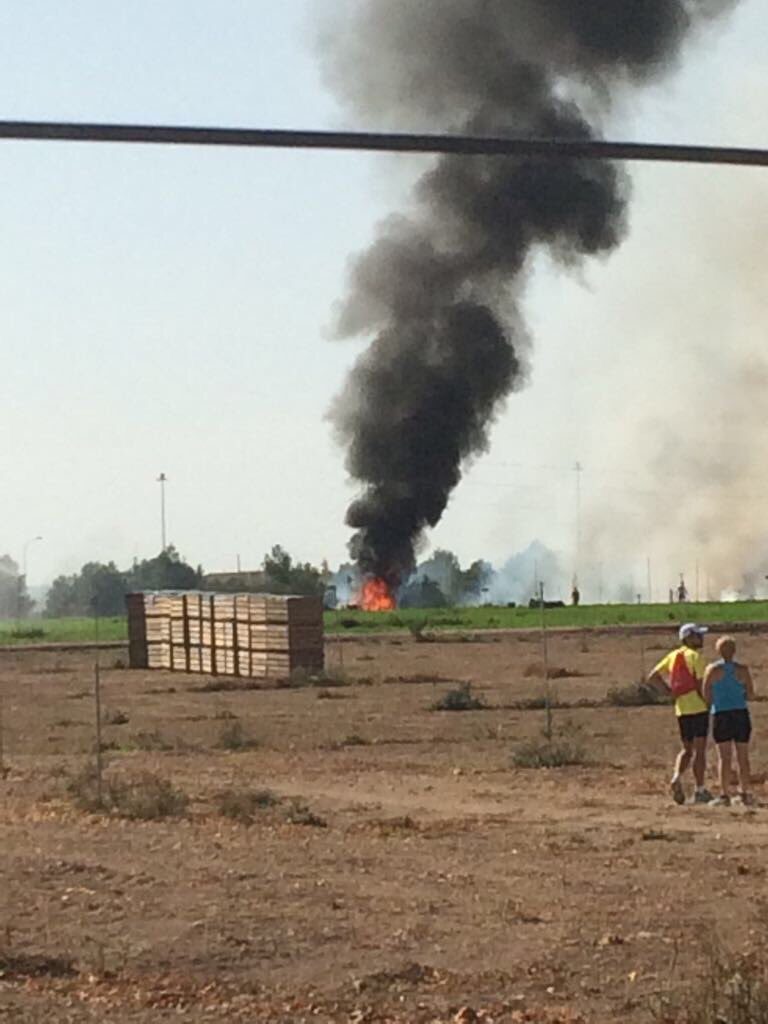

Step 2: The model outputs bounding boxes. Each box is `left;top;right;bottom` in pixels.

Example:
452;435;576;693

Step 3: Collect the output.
0;554;34;618
127;547;202;592
261;545;324;597
45;561;125;617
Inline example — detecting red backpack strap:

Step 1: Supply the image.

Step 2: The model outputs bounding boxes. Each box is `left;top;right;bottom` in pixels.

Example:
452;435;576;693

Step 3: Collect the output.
669;650;698;697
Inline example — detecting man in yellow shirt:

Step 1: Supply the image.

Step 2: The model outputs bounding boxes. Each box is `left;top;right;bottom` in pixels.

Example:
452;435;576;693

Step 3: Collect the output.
648;623;712;805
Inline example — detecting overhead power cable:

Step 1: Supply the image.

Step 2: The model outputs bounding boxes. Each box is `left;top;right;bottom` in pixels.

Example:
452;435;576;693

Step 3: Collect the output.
0;120;767;167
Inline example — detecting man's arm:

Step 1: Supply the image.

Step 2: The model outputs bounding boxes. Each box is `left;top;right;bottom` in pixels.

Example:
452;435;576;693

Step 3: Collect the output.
648;653;672;691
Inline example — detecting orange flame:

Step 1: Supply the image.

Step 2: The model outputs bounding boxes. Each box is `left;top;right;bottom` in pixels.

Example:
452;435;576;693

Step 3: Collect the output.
360;577;397;612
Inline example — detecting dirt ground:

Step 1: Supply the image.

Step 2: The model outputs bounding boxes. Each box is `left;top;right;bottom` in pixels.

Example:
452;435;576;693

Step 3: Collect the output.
1;626;768;1022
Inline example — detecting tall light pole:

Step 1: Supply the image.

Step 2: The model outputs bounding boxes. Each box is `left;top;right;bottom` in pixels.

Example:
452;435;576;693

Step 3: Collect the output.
18;535;42;622
574;460;583;587
157;473;168;552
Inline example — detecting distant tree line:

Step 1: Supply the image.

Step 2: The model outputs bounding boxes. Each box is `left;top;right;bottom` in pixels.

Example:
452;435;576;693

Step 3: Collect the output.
43;544;329;618
39;542;496;619
45;547;202;618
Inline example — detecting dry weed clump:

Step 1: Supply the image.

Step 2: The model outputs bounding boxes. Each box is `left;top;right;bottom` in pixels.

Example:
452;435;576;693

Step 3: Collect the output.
103;708;130;726
215;720;259;752
284;798;327;828
215;787;279;825
67;763;189;820
607;680;671;707
652;946;768;1023
431;682;486;712
512;724;588;769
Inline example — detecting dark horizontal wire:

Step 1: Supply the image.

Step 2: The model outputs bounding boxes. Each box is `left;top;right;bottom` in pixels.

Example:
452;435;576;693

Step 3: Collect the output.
0;120;767;167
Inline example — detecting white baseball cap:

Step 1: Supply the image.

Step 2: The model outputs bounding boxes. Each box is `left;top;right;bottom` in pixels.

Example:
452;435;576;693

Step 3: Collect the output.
679;622;708;642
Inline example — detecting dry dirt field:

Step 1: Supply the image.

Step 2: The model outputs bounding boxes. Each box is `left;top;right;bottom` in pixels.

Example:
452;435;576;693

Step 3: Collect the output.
1;626;768;1023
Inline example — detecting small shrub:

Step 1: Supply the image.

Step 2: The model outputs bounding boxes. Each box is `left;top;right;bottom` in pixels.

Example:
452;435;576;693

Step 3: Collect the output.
216;787;279;825
67;764;188;820
115;773;189;820
406;616;431;642
341;733;368;747
311;668;350;688
284;799;327;828
129;730;172;752
512;725;588;768
607;681;671;707
216;720;259;752
192;678;259;693
316;688;350;700
104;708;130;726
432;683;486;712
652;946;768;1024
509;696;549;711
9;627;45;640
67;762;110;813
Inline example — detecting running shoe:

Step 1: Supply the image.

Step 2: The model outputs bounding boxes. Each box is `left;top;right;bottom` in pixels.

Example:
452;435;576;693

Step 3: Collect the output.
711;794;731;807
736;792;755;806
694;788;714;804
670;778;685;805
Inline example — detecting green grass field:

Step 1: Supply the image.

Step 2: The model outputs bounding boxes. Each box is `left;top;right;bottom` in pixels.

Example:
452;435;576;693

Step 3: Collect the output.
0;617;127;646
2;602;768;647
324;601;768;634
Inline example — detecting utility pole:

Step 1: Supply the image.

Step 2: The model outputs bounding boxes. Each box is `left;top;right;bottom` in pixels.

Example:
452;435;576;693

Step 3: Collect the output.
157;473;168;552
647;556;652;605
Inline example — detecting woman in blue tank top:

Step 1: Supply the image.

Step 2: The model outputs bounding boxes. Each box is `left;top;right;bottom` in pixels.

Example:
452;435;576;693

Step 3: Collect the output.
703;636;756;806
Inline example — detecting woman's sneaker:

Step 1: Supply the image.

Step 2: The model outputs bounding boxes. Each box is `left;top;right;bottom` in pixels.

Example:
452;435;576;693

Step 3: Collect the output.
711;794;731;807
736;792;755;806
694;788;714;804
670;778;685;805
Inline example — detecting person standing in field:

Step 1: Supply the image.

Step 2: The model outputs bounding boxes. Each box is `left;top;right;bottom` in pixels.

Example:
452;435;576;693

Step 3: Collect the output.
703;636;755;806
648;623;712;805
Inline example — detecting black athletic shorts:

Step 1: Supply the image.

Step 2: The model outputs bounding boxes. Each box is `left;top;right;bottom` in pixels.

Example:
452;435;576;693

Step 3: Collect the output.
713;708;752;744
678;712;710;743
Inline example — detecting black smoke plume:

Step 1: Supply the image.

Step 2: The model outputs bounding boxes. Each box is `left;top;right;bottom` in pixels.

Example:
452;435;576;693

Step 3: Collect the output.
322;0;738;590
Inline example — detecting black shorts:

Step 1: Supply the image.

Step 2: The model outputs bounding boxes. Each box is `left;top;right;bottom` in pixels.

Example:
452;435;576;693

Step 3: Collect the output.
713;709;752;744
678;712;710;743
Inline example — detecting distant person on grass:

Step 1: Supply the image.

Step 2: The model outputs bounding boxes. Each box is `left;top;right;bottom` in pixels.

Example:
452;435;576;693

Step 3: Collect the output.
703;636;756;807
648;623;712;805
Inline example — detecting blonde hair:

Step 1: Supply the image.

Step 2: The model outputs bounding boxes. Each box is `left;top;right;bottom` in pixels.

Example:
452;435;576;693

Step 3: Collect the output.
716;635;736;661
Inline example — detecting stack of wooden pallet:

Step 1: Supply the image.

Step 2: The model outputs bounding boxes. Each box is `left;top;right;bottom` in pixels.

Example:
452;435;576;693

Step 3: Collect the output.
126;591;324;679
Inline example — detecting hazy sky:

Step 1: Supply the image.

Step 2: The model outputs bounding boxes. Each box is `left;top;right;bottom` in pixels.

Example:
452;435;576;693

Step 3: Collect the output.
1;1;766;596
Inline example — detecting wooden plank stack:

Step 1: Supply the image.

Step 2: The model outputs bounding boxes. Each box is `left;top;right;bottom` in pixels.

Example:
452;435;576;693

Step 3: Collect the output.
126;591;324;679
